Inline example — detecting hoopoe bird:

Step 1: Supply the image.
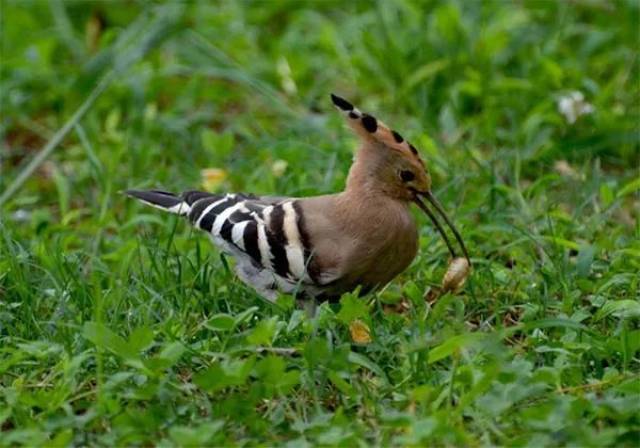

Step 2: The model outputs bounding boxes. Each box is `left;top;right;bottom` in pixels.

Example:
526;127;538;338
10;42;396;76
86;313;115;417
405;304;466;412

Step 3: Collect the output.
126;94;470;303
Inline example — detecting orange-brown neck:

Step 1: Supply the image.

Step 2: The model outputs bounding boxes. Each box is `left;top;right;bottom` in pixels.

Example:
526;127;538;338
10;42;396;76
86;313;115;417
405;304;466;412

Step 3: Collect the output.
344;145;413;201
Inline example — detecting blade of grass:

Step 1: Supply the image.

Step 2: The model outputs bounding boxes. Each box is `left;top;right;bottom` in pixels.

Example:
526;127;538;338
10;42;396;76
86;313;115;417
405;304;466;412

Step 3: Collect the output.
0;69;116;207
187;30;303;119
0;4;184;208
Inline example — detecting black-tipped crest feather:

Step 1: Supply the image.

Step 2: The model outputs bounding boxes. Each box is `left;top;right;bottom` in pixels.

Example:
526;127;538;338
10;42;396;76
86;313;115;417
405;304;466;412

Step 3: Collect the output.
330;93;353;111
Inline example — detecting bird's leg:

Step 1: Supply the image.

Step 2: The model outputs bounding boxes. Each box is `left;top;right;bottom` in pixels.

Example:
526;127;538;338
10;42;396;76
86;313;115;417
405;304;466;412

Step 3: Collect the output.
300;297;318;318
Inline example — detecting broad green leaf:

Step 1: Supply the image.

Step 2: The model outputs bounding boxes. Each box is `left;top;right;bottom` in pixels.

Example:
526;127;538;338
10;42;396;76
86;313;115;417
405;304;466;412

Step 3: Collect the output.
128;326;154;353
83;322;136;360
600;183;614;207
169;421;224;446
201;129;234;162
328;371;354;396
234;306;259;326
405;59;450;90
145;341;186;372
576;245;595;277
158;341;185;363
194;357;256;393
597;273;636;294
286;310;305;333
205;314;235;331
255;355;300;393
503;318;592;338
247;317;279;346
543;236;580;251
0;408;11;426
402;281;424;305
255;355;286;382
336;294;368;324
50;429;73;447
618;248;640;258
348;352;388;384
595;300;640;321
617;177;640;198
428;333;484;364
304;337;331;367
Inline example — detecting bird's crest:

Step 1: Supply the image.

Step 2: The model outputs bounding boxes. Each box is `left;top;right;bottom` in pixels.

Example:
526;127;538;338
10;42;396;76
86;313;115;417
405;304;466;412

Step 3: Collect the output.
330;93;422;162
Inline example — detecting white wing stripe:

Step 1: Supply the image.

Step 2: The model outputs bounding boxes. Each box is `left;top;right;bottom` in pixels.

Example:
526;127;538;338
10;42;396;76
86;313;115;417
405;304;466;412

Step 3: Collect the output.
282;201;307;281
231;221;249;250
257;223;272;271
262;205;274;227
257;204;275;271
212;202;245;235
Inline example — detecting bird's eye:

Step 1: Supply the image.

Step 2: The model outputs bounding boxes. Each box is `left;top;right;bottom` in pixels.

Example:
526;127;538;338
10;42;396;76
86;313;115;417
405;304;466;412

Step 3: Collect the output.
400;170;415;182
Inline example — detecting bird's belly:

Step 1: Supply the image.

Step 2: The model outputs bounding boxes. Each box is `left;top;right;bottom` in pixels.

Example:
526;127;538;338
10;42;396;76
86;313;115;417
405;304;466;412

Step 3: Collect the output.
232;250;324;302
357;239;418;288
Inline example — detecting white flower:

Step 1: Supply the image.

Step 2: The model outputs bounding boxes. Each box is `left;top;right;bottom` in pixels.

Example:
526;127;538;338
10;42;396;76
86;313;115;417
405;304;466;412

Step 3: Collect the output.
277;57;297;95
271;159;288;177
558;91;594;124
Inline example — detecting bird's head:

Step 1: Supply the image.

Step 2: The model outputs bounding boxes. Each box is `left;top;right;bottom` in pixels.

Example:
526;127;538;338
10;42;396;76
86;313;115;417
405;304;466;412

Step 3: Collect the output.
331;93;470;263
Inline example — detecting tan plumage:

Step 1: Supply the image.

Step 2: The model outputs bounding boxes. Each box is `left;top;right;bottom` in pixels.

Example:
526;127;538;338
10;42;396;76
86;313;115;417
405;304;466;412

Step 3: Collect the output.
126;94;470;303
296;186;418;297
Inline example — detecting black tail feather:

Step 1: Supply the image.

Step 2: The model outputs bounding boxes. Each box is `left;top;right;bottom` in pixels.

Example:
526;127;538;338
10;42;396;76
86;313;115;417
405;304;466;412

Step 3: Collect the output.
125;189;190;215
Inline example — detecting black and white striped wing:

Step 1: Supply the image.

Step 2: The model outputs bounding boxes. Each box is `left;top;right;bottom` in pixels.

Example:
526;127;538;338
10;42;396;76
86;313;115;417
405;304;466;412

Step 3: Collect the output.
186;193;317;296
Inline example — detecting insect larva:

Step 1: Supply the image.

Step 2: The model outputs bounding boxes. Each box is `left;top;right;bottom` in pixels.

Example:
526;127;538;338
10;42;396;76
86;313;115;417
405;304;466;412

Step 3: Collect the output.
442;257;471;292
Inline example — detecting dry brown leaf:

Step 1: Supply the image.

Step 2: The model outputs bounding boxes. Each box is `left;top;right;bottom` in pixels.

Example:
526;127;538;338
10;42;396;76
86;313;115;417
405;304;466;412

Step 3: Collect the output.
201;168;227;191
554;160;580;179
349;319;372;344
424;287;441;304
382;299;411;315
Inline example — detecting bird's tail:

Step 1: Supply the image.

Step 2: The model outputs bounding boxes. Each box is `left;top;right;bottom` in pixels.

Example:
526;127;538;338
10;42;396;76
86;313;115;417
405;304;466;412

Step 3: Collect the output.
125;190;192;216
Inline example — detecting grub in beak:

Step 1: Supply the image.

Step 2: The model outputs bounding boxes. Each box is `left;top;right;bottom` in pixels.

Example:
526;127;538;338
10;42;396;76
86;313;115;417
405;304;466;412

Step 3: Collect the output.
442;257;471;292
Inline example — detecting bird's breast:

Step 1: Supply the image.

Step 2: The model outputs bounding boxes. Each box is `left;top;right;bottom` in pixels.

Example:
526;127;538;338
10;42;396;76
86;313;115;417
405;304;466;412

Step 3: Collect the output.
355;213;419;286
324;201;419;293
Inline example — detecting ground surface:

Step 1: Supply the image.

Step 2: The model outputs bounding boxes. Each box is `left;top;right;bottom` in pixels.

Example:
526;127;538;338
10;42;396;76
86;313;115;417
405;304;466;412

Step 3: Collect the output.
1;1;639;446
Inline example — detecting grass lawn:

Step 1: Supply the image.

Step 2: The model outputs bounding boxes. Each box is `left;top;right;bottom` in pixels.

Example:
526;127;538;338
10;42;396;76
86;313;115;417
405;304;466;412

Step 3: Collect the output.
1;1;639;446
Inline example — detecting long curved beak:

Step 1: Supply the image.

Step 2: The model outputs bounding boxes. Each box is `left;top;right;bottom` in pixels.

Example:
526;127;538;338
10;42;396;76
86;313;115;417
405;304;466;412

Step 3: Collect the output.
413;191;470;264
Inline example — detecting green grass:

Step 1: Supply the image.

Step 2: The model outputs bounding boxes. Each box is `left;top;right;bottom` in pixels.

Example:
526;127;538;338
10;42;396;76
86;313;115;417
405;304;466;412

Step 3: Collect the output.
1;0;639;446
